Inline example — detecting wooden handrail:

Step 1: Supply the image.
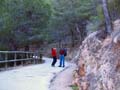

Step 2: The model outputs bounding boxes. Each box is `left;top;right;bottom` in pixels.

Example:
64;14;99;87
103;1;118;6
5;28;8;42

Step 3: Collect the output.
0;51;34;53
0;51;43;70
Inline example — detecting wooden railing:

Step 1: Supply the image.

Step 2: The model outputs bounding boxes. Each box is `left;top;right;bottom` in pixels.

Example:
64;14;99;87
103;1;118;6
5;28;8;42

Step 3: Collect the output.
0;51;42;70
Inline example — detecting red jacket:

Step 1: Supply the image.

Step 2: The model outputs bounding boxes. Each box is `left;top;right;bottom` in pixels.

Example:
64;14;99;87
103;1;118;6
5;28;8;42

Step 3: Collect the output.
51;48;57;57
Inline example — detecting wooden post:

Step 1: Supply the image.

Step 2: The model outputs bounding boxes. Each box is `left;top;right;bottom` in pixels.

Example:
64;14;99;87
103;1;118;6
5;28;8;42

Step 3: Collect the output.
5;53;8;69
26;53;29;59
26;53;29;65
14;53;17;67
30;53;33;64
21;53;24;66
33;53;36;64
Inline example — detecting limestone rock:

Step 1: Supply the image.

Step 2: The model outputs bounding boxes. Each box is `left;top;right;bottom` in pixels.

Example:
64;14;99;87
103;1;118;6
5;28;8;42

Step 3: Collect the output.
73;20;120;90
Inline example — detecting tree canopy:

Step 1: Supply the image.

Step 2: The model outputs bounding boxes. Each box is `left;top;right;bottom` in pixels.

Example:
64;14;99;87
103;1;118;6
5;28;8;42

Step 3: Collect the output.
0;0;52;50
0;0;120;50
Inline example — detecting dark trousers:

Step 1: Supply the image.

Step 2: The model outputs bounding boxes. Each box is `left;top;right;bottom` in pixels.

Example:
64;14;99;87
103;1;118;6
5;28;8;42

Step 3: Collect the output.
51;56;57;66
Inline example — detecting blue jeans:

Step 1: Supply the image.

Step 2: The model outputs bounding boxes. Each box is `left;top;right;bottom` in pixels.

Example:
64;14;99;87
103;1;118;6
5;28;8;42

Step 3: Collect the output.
59;55;65;67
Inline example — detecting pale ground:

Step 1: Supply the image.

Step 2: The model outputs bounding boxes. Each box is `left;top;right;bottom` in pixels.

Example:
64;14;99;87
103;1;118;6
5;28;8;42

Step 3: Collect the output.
49;64;76;90
0;57;75;90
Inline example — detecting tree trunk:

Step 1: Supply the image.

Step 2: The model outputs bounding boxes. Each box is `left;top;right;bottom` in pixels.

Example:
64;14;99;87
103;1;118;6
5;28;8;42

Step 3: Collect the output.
102;0;112;35
70;28;75;47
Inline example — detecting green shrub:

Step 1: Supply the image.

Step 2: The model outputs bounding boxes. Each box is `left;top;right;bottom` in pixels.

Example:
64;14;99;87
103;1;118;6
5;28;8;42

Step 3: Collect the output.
70;85;79;90
0;44;9;51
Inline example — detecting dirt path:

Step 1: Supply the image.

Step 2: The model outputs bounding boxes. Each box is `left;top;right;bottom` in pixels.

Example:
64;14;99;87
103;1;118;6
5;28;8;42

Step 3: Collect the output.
49;64;76;90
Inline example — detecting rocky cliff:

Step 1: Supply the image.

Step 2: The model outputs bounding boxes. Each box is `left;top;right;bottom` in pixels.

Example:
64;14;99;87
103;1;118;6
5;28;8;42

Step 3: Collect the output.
73;20;120;90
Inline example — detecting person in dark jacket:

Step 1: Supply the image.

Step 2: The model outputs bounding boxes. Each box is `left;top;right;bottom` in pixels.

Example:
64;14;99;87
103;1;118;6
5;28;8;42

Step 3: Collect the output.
51;48;57;67
59;48;65;67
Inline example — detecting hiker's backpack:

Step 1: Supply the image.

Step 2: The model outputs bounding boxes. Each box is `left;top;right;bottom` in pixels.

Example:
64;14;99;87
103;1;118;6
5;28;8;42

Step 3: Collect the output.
64;49;67;56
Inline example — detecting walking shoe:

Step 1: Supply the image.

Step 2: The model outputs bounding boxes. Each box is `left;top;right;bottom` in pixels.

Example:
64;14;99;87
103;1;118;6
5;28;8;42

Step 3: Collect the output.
51;65;55;67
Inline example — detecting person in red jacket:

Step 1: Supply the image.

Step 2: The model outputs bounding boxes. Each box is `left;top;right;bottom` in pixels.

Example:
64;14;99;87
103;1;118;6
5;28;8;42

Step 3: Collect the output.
51;48;57;67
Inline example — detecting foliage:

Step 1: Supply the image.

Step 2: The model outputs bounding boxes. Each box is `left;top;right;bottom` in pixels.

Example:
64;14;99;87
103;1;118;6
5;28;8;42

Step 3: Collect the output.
70;85;79;90
108;0;120;20
0;43;9;51
1;0;119;50
87;3;104;33
51;0;94;26
0;0;52;50
96;5;104;20
48;0;96;46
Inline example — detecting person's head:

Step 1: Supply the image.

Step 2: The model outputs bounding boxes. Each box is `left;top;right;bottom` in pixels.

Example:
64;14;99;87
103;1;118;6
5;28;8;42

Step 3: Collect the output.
52;48;56;51
51;48;53;50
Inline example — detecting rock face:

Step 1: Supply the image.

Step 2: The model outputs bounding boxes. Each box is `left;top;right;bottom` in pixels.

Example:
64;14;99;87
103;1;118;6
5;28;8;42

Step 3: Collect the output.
73;20;120;90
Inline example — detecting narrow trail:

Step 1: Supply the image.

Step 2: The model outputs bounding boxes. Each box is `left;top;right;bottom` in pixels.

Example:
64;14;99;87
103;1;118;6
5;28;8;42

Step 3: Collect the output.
0;57;76;90
0;57;65;90
49;64;76;90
